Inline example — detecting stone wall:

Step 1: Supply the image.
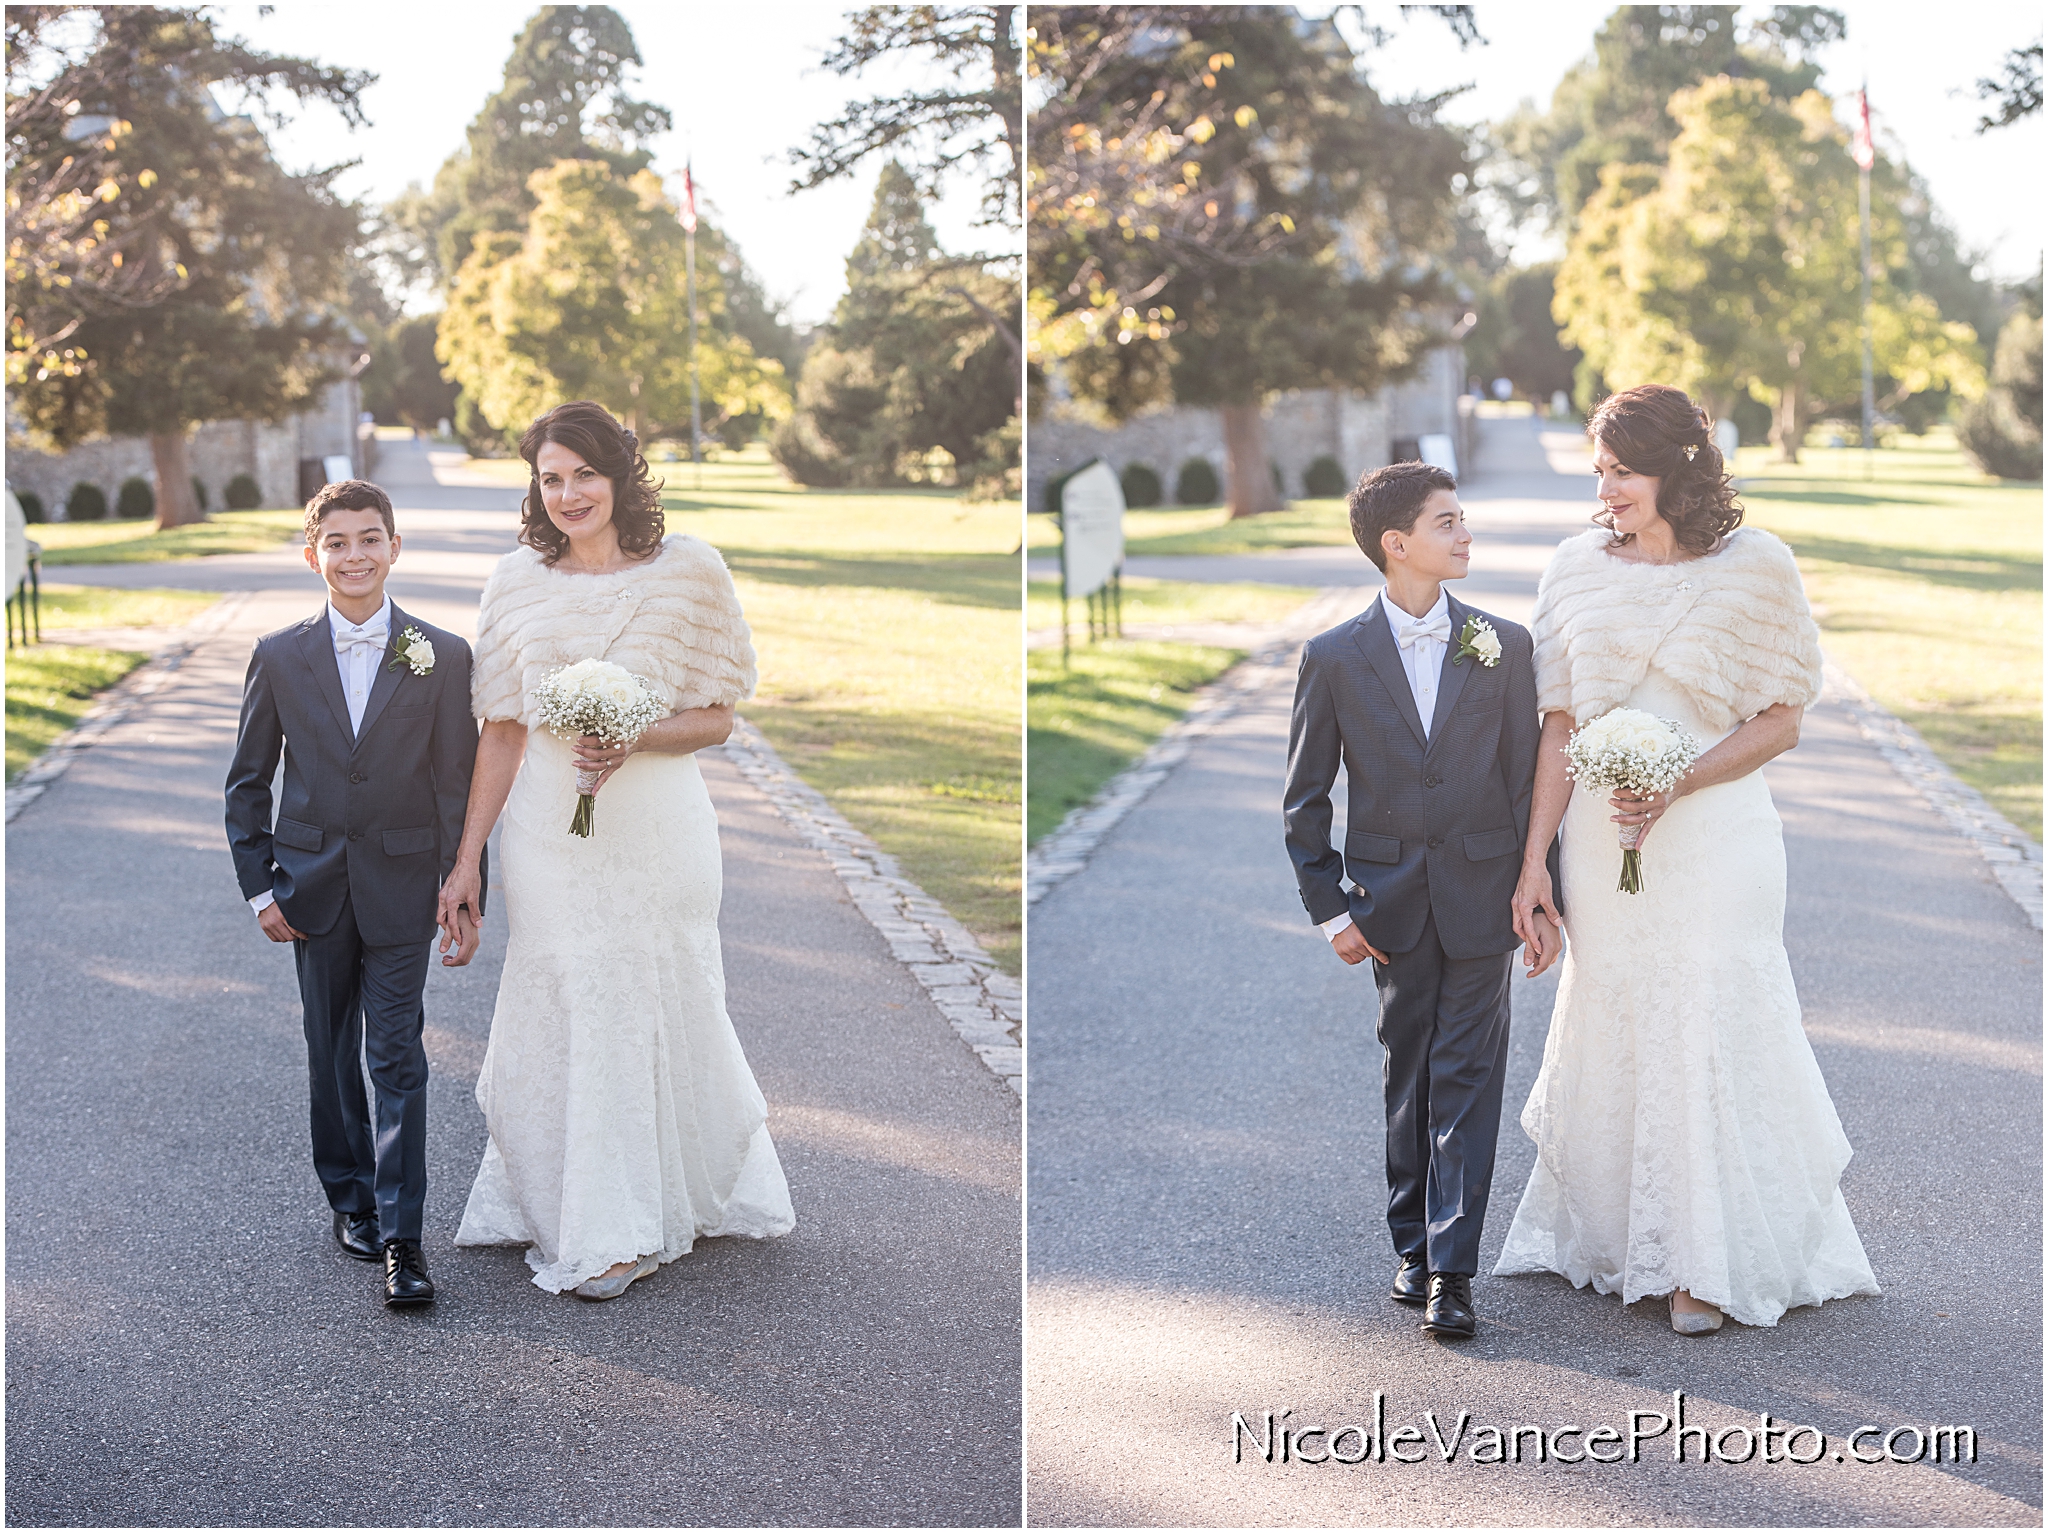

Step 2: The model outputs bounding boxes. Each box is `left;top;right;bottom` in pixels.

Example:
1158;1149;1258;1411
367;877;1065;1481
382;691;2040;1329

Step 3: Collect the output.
6;370;363;520
1027;344;1469;511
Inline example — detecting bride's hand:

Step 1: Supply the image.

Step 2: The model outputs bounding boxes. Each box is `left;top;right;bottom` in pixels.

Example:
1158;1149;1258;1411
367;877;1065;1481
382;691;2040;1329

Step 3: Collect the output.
1512;863;1562;948
574;733;635;793
1609;786;1678;847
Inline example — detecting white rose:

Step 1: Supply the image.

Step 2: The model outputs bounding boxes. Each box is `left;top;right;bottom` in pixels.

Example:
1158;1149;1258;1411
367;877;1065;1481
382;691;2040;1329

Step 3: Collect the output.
1472;625;1502;663
408;637;435;672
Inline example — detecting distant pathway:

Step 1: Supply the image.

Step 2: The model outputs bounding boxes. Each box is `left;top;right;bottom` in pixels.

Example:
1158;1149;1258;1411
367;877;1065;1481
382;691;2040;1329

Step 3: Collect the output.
6;437;1021;1526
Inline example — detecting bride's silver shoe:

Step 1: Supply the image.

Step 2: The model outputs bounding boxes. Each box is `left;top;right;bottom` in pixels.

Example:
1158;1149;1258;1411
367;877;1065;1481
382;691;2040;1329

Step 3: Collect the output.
573;1254;659;1301
1669;1294;1724;1335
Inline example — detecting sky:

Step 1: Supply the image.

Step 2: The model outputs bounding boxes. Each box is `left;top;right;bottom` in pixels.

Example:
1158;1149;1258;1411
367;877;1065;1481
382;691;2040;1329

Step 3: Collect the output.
225;2;1012;327
1354;1;2044;282
228;1;2038;327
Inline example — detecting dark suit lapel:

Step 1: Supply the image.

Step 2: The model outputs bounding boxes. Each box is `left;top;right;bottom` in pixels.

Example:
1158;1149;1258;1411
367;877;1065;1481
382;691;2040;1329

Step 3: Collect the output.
295;610;355;743
1351;597;1428;751
351;602;410;752
1425;594;1475;756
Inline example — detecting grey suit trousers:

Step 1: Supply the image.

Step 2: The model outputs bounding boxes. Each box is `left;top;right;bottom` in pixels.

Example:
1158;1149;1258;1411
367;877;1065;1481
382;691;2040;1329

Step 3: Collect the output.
1374;908;1513;1277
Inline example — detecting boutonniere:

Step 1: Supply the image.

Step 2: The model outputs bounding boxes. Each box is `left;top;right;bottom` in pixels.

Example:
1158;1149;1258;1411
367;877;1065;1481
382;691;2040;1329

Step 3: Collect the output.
1451;614;1501;668
388;625;436;677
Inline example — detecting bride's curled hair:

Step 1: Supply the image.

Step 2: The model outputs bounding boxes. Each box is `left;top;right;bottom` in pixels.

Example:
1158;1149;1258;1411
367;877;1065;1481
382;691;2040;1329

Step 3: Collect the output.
1587;384;1742;557
518;400;666;565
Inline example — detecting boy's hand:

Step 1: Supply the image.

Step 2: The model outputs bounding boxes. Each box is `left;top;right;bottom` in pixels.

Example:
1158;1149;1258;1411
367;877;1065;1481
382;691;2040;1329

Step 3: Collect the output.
439;904;480;967
257;903;308;943
1331;923;1388;967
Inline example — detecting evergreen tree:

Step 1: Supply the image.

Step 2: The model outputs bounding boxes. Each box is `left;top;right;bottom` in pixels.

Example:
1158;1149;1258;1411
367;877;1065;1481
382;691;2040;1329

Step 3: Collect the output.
774;163;1017;491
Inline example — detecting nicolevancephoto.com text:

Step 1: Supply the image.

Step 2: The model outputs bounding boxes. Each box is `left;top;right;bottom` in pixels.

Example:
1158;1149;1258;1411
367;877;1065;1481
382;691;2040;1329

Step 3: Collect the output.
1233;1393;1979;1468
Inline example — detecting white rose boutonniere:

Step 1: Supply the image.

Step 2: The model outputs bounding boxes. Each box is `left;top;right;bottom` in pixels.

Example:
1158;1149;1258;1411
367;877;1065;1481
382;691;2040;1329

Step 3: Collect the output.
1452;614;1501;668
388;626;435;678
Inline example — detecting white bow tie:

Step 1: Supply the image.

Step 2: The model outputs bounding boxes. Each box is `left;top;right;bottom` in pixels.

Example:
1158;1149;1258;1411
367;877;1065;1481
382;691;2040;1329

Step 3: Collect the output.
335;624;387;659
1394;614;1451;649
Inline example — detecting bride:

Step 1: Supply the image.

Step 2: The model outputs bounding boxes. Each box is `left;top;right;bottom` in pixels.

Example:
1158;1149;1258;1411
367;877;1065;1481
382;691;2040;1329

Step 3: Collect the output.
1496;384;1878;1333
438;399;793;1299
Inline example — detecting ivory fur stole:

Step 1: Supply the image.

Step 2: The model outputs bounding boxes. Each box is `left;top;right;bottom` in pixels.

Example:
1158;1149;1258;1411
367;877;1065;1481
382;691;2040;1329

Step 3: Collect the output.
1531;526;1822;730
470;534;757;725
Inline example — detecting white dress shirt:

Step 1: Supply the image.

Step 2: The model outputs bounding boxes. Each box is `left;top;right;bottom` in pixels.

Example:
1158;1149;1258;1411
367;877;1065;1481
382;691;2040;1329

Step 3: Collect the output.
250;597;391;916
1322;589;1452;944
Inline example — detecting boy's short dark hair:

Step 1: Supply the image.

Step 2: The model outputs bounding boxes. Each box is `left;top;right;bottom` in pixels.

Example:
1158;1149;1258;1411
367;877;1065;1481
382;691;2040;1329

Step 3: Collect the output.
304;479;395;545
1347;460;1457;572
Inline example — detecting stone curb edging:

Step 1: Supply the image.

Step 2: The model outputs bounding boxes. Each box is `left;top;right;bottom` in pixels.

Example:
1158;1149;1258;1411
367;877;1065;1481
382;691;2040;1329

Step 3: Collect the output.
1027;585;1374;907
719;717;1023;1096
1820;656;2043;930
6;591;254;824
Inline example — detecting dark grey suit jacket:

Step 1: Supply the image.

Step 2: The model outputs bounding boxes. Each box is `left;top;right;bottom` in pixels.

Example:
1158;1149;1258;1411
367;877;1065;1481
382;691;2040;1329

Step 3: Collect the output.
225;603;480;947
1283;592;1542;960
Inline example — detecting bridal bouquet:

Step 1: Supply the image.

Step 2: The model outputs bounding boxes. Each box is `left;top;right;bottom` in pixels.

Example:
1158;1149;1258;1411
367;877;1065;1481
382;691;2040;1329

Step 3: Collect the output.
531;659;666;837
1563;707;1703;894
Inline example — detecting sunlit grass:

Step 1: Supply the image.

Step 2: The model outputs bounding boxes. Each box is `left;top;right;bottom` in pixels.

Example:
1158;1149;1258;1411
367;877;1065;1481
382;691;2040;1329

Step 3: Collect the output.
35;585;222;629
1027;500;1352;557
5;647;148;781
1735;434;2040;840
1026;576;1311;633
657;448;1023;971
1027;640;1244;845
31;509;305;564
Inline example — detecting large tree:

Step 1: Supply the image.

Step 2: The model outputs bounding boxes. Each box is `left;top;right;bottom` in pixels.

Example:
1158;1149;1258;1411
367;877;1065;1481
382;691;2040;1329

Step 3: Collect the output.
1553;76;1981;460
789;5;1021;229
6;6;370;526
1490;5;1845;238
773;162;1018;492
436;159;786;444
393;5;670;293
1030;6;1471;515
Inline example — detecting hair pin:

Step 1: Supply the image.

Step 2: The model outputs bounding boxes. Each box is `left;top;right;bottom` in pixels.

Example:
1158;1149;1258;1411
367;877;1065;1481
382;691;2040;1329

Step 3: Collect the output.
1683;444;1699;462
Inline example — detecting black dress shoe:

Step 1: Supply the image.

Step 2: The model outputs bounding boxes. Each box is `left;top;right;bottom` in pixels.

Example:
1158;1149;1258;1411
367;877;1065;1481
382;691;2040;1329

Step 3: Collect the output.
1422;1273;1476;1338
332;1210;381;1261
1391;1253;1429;1306
382;1239;435;1307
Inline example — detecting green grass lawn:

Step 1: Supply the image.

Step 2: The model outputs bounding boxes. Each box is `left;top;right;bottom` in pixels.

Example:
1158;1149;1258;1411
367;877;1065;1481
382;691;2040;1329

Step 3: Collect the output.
1028;640;1246;844
1733;433;2041;841
32;510;304;564
1026;575;1310;633
36;584;223;629
5;646;149;781
660;448;1022;972
1027;501;1352;557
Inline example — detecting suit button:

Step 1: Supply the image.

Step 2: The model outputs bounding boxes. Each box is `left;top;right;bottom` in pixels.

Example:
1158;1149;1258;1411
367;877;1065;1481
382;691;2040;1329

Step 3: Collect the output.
1426;836;1442;848
349;772;363;784
1425;775;1439;787
347;830;362;842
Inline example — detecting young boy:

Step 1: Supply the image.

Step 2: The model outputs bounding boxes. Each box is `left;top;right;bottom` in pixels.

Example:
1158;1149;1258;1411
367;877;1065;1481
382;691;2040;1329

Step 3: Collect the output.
224;479;480;1306
1281;460;1554;1339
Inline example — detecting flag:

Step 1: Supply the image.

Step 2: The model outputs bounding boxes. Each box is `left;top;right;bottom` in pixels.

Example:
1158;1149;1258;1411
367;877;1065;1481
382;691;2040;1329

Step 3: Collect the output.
679;161;698;233
1850;88;1874;171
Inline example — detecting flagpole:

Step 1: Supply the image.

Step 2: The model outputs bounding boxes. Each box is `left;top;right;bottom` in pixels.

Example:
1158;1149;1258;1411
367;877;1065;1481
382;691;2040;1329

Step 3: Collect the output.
682;157;702;491
1857;85;1875;483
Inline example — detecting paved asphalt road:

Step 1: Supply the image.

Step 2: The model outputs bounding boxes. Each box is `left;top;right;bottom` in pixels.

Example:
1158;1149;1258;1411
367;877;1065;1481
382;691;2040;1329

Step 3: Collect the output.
1025;417;2042;1526
6;439;1022;1526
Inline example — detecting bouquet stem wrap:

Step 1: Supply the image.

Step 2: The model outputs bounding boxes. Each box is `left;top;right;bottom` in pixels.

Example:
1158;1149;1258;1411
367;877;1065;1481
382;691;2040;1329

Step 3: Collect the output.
531;659;667;838
1563;708;1703;895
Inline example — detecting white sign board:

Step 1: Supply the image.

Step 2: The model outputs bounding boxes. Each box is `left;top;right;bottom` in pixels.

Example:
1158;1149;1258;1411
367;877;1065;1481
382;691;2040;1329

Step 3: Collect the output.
1714;417;1740;460
1060;460;1125;601
322;453;354;485
6;489;27;593
1418;433;1457;477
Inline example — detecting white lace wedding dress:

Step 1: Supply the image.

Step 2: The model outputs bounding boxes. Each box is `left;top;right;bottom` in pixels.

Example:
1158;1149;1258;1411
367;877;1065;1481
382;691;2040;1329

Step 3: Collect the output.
1492;529;1879;1327
454;536;794;1291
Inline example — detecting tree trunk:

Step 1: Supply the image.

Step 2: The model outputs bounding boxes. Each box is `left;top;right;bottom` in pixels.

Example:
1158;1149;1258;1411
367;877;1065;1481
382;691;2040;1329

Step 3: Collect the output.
1769;381;1808;464
1221;401;1282;518
150;431;205;529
